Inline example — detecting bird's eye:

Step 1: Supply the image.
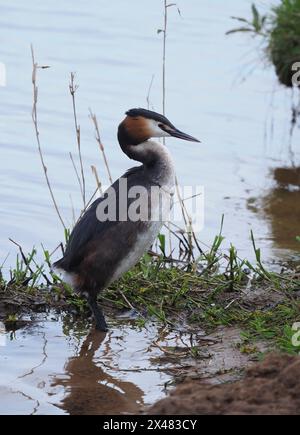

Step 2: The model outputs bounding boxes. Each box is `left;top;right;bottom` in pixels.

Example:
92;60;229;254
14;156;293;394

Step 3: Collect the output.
158;123;165;130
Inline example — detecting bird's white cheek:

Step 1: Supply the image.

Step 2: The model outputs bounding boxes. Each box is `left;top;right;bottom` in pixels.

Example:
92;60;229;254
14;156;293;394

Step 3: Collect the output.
148;120;170;138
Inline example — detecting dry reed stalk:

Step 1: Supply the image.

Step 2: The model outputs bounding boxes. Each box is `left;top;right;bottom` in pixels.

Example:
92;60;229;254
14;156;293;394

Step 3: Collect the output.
81;187;101;215
146;74;155;110
160;2;199;260
161;1;173;254
89;109;113;184
91;165;103;196
162;0;168;118
30;45;66;230
9;238;52;285
69;72;86;208
69;194;76;226
175;175;194;261
69;151;84;196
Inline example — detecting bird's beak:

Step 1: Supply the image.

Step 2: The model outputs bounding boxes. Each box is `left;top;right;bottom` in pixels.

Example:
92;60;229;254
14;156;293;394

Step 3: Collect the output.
168;127;200;143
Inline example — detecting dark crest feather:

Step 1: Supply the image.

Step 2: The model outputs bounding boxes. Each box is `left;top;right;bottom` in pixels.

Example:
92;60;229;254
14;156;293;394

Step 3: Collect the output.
126;108;176;129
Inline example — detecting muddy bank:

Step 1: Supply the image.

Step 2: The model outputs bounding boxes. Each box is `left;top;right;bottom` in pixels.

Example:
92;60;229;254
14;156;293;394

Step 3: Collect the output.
148;354;300;415
0;284;77;328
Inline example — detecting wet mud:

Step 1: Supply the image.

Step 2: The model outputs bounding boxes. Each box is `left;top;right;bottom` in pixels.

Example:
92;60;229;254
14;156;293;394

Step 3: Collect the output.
149;353;300;415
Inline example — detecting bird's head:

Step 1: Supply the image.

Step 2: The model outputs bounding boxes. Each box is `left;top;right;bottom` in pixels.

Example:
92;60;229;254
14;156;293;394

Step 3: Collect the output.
118;108;200;147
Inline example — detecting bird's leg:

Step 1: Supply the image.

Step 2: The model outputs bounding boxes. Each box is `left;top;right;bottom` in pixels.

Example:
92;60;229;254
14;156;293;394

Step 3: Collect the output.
87;294;108;332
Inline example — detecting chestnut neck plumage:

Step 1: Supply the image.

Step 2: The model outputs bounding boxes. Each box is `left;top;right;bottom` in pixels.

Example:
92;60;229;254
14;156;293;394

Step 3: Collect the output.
117;122;175;188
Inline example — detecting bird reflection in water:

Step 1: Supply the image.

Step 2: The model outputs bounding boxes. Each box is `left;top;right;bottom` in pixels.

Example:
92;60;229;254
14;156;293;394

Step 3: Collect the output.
51;329;144;415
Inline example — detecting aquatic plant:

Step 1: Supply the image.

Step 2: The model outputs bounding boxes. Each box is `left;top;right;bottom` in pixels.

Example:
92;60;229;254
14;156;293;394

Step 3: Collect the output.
227;1;300;89
269;0;300;88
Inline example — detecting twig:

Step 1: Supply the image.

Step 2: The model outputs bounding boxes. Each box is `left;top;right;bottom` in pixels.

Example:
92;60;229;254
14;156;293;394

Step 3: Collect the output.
225;299;237;310
69;194;76;226
78;186;101;218
175;176;194;262
146;74;155;110
0;253;10;271
69;72;86;207
162;0;167;117
9;238;51;286
161;1;173;254
49;242;65;257
30;45;66;230
89;109;113;184
118;290;146;319
91;165;103;195
69;152;83;197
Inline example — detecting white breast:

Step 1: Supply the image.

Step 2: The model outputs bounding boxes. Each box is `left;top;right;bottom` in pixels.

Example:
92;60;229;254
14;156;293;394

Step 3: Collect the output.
110;144;175;284
109;220;163;284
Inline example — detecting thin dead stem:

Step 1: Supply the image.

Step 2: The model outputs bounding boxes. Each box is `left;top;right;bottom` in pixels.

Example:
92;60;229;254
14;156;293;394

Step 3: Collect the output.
160;3;199;260
175;175;194;260
161;1;173;254
146;74;155;110
30;45;66;230
69;194;76;226
162;0;167;117
69;151;83;195
91;165;103;196
69;72;86;207
9;238;52;285
89;109;113;184
80;186;101;217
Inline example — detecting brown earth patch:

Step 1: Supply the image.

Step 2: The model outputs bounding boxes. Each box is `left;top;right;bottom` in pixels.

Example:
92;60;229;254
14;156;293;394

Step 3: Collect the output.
148;353;300;415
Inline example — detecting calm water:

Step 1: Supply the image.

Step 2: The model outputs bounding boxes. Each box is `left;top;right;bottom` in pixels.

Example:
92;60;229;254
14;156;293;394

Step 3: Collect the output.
0;316;174;414
0;314;255;415
0;0;299;269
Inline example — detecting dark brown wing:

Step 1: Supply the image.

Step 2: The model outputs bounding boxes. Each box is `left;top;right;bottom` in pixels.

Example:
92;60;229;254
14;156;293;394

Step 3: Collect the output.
53;166;144;271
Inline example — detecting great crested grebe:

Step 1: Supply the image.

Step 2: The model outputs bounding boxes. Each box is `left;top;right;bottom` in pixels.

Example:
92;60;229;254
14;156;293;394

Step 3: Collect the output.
54;108;199;331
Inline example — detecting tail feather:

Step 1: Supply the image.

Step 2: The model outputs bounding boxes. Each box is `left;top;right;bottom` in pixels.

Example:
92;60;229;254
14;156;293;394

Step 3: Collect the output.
52;258;76;287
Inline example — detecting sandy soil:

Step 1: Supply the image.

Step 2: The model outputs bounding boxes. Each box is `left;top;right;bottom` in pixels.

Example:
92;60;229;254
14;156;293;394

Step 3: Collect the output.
148;354;300;415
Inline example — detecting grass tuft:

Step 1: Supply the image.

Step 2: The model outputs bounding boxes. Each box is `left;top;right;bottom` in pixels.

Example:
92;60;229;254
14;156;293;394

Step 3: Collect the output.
227;1;300;88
